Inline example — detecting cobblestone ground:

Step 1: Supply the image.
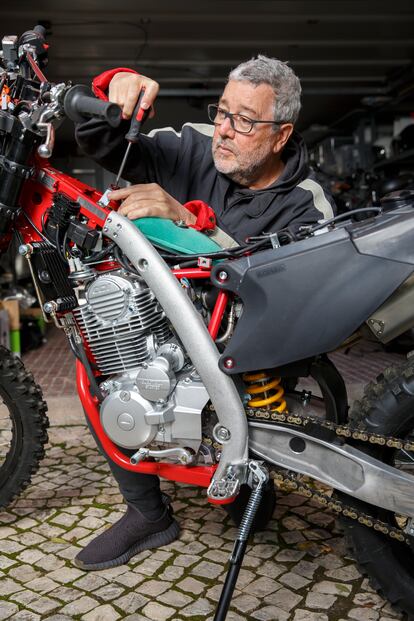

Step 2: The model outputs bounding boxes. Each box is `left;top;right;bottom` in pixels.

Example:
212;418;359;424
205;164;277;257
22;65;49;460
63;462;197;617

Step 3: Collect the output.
0;329;409;620
0;423;406;621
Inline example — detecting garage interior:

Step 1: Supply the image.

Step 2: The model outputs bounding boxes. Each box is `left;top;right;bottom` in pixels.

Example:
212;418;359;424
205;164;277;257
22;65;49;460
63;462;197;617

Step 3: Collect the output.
2;1;414;190
0;2;414;621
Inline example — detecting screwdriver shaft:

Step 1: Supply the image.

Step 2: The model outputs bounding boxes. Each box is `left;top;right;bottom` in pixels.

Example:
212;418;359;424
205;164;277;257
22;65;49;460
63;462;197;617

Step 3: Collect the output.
114;89;149;190
115;142;132;188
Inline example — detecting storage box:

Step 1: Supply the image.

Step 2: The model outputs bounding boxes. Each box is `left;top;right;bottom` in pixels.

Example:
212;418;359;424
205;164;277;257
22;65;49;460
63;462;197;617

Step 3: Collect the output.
0;308;10;349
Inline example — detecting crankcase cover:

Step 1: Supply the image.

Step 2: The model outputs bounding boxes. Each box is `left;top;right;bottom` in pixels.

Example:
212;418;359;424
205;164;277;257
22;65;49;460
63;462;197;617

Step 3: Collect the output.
100;389;157;449
136;356;175;402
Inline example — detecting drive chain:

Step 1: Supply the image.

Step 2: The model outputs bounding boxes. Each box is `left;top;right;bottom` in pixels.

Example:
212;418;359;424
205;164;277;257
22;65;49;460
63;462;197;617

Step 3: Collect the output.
246;407;414;452
245;407;414;546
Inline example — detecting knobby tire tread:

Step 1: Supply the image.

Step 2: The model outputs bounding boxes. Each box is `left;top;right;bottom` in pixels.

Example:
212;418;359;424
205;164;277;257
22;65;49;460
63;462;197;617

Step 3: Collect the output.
341;357;414;620
0;346;49;509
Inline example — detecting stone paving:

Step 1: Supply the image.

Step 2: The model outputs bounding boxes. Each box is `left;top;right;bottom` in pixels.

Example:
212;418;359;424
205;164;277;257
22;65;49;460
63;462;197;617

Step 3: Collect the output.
0;422;406;621
0;328;409;620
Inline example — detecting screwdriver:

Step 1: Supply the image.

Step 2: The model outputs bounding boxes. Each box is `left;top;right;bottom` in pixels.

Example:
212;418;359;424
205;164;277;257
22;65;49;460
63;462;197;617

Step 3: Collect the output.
114;88;150;187
98;88;150;206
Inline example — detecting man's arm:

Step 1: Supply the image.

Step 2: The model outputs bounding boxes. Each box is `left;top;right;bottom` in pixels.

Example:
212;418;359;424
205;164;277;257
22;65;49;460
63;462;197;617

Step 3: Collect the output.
107;183;195;225
76;70;216;231
75;69;179;184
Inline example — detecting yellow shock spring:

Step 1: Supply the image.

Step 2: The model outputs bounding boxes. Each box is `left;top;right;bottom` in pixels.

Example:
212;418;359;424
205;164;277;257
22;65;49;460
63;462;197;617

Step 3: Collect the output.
243;372;287;413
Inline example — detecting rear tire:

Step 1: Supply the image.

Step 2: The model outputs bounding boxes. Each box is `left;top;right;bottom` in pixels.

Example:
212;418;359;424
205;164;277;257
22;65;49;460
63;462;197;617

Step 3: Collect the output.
223;480;277;532
0;347;49;509
340;359;414;619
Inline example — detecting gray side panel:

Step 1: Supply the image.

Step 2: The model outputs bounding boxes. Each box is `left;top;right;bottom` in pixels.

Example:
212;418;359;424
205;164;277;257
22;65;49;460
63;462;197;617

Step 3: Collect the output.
211;229;414;374
351;208;414;264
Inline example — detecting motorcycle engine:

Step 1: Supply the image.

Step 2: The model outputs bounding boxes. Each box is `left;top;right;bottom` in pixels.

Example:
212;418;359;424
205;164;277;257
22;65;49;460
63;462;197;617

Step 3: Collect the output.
73;270;210;457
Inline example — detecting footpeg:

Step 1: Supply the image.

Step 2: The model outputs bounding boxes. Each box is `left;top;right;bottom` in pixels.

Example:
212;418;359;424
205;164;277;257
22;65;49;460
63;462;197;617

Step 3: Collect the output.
129;446;194;465
207;465;243;503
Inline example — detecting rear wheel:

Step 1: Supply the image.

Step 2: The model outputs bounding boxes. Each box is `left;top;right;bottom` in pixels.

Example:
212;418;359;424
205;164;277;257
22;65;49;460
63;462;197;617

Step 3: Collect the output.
0;347;49;509
223;480;277;532
340;359;414;618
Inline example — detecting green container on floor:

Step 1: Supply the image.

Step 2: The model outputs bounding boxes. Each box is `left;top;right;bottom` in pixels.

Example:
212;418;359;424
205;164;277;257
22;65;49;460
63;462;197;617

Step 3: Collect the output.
10;329;21;356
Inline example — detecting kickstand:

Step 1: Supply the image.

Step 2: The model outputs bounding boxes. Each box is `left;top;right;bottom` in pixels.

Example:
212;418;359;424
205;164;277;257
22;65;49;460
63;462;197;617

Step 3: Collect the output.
213;461;269;621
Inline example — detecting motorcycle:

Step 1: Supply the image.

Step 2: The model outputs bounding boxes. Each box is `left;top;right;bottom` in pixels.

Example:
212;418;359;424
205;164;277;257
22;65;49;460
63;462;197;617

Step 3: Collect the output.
3;25;414;620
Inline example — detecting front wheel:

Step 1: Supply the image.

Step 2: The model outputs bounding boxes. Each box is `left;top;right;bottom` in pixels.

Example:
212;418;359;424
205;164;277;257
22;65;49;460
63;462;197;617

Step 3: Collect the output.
0;347;49;509
340;359;414;619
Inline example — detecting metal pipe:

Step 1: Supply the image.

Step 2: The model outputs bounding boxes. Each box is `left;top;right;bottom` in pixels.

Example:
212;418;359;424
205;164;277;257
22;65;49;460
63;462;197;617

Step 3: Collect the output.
102;211;248;492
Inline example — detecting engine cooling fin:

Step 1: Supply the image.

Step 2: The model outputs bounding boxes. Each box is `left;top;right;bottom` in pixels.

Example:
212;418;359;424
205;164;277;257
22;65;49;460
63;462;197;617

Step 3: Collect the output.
74;272;171;374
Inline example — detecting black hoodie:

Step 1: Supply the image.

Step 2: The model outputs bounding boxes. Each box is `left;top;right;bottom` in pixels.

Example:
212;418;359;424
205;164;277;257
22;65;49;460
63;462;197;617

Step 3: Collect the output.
75;120;335;244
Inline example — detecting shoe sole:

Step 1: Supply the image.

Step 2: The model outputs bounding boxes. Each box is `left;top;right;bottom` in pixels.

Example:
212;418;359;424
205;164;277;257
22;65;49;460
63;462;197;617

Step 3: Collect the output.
74;519;180;571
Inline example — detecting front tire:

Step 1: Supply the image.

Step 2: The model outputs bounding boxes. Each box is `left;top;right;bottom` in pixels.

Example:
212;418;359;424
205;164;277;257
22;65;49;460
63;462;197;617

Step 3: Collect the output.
340;359;414;619
0;347;49;509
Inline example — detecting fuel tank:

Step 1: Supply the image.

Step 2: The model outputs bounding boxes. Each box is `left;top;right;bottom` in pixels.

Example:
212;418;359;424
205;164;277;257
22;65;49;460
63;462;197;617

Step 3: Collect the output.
211;205;414;374
132;217;221;254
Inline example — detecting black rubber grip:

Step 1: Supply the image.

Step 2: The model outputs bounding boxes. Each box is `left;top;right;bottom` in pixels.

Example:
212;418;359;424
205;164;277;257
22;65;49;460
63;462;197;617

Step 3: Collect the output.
64;85;122;127
19;25;49;67
33;25;47;40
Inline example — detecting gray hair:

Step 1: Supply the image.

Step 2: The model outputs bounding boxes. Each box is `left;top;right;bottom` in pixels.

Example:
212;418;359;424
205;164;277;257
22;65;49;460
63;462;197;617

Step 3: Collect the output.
228;55;301;125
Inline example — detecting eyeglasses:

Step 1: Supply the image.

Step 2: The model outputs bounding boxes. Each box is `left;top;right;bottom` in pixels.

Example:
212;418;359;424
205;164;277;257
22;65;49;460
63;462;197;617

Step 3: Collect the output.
207;103;288;134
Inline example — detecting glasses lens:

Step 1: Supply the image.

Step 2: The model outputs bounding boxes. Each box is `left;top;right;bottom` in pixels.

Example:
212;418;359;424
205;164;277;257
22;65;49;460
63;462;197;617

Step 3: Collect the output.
208;106;252;133
208;104;219;123
232;115;252;133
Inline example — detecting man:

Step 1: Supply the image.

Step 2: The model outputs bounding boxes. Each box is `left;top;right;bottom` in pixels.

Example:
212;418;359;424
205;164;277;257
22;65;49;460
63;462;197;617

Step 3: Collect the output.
74;55;335;571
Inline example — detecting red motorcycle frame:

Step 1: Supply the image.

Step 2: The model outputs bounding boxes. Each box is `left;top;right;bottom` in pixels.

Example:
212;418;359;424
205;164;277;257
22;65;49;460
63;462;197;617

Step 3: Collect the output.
16;160;232;498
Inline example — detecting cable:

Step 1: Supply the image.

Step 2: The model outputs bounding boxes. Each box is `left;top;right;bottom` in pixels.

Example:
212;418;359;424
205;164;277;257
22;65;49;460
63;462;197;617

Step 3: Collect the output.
62;229;70;257
69;335;104;402
113;245;140;275
172;259;199;268
83;242;116;264
55;225;67;263
20;210;54;244
308;207;382;234
159;237;275;264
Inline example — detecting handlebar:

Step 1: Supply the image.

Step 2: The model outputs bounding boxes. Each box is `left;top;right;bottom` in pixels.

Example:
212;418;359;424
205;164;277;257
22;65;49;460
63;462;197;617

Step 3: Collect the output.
32;25;47;39
18;25;49;69
64;84;122;128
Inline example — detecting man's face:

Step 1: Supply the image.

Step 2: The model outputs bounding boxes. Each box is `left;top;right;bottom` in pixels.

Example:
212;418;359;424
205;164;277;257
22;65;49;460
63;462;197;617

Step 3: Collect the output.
212;80;282;187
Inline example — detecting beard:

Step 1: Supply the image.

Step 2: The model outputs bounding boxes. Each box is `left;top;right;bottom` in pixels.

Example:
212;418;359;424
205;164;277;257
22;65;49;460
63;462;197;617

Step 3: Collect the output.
212;136;273;187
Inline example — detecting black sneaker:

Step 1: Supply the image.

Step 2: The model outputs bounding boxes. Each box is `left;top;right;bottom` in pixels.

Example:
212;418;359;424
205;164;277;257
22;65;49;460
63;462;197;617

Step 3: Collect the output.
74;499;180;571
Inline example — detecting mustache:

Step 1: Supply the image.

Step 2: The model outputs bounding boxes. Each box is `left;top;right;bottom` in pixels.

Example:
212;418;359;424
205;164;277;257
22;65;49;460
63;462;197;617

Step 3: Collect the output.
214;138;238;155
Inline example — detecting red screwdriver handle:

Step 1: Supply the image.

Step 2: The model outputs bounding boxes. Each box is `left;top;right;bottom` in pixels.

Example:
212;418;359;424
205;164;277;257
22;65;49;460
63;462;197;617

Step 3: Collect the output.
125;88;150;143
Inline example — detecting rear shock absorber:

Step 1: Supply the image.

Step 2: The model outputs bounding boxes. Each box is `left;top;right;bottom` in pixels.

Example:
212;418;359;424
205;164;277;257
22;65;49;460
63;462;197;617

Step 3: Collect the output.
243;372;287;413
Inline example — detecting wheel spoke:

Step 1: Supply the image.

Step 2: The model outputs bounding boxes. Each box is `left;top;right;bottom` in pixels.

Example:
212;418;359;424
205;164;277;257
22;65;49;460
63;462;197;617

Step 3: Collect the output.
400;449;414;464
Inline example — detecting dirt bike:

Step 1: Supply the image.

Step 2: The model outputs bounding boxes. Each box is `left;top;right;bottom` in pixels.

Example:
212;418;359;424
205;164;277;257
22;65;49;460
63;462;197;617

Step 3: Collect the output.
2;25;414;621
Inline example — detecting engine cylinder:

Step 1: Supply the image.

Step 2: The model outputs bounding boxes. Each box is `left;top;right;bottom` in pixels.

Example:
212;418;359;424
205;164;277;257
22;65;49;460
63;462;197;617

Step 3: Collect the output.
74;272;171;374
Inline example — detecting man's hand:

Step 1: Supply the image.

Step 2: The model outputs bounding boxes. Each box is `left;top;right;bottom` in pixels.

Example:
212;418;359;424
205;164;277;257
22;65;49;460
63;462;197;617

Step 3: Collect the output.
108;73;159;120
108;183;197;225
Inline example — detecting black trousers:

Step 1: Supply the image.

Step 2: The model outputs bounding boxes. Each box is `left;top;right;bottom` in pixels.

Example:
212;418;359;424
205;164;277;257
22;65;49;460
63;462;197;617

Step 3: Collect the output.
85;413;164;517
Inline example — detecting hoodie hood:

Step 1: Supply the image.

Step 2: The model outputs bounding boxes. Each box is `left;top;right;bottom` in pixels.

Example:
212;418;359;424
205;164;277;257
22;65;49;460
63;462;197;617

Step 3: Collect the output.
265;129;310;193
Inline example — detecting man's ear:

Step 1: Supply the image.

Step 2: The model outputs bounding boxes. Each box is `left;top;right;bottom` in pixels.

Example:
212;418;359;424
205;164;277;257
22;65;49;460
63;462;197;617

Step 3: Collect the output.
273;124;294;154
